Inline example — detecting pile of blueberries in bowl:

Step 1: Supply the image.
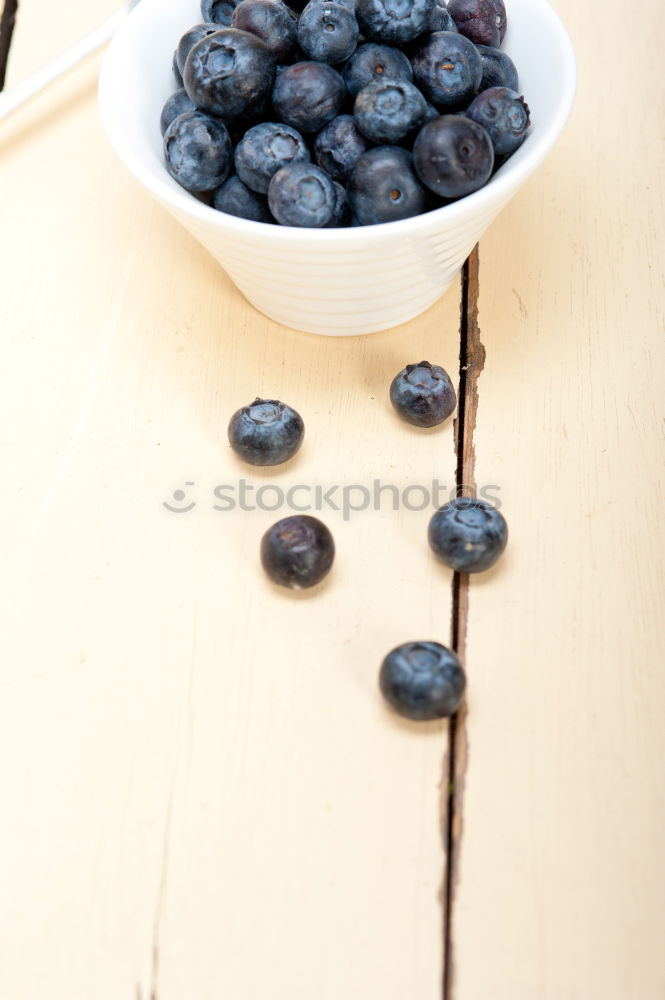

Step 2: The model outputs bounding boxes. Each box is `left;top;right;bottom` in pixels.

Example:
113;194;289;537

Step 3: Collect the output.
161;0;531;227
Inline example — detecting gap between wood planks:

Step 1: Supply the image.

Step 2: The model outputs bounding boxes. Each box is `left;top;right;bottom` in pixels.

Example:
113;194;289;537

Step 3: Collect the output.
0;0;18;90
442;248;485;1000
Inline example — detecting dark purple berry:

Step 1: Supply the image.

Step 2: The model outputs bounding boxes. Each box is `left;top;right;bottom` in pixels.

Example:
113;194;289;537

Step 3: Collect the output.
212;175;274;221
348;145;426;224
177;22;222;75
447;0;507;46
342;42;413;98
411;30;482;108
314;114;370;181
261;515;335;589
475;43;518;91
272;61;346;133
389;360;456;427
231;0;298;61
412;115;494;198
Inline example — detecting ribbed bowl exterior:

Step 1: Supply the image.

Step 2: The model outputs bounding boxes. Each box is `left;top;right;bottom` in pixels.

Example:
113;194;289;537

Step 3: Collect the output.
99;0;575;336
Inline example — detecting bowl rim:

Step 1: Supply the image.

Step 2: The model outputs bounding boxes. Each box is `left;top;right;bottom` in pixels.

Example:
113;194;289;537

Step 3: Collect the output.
98;0;576;244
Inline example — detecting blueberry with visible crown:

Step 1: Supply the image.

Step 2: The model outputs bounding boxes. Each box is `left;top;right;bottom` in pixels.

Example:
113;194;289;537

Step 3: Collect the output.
379;641;466;720
354;78;427;143
389;360;456;427
201;0;242;26
235;121;310;193
268;162;337;227
356;0;436;45
163;111;233;191
428;497;508;572
183;28;276;120
261;515;335;589
176;22;222;75
413;115;494;199
228;398;304;465
465;86;530;155
298;0;359;64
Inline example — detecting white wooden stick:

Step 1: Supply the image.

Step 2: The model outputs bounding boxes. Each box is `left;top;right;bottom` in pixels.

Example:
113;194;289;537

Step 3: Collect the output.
0;1;136;122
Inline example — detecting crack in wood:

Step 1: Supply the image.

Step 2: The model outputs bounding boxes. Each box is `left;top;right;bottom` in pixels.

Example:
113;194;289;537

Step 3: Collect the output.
442;247;485;1000
0;0;19;90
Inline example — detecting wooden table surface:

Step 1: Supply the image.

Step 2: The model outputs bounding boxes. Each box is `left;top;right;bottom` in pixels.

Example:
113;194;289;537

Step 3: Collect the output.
1;0;664;997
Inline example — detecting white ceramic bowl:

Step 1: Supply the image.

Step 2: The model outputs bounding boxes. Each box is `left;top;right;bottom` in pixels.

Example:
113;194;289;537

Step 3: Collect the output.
99;0;575;336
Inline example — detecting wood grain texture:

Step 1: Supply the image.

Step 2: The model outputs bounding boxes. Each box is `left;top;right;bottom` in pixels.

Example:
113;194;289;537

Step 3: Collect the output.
0;8;462;997
450;0;665;996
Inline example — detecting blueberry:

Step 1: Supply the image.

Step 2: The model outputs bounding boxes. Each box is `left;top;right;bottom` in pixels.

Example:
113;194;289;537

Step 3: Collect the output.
475;43;518;91
465;86;530;155
348;145;426;224
201;0;241;26
379;641;466;720
160;88;196;136
354;78;427;143
411;30;482;108
268;161;337;226
176;22;223;75
412;115;493;198
228;397;304;464
163;111;233;191
232;0;297;61
212;174;274;221
183;28;276;120
389;360;456;427
314;115;370;181
447;0;506;46
356;0;435;45
235;121;310;193
342;42;413;97
298;1;359;64
428;497;508;572
173;50;184;86
428;2;458;31
323;179;350;226
272;61;346;133
261;515;335;590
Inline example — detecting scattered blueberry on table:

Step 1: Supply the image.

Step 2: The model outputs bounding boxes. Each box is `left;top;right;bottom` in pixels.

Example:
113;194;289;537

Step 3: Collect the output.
228;398;305;465
389;360;457;427
160;0;531;225
379;641;466;720
261;515;335;589
428;497;508;572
